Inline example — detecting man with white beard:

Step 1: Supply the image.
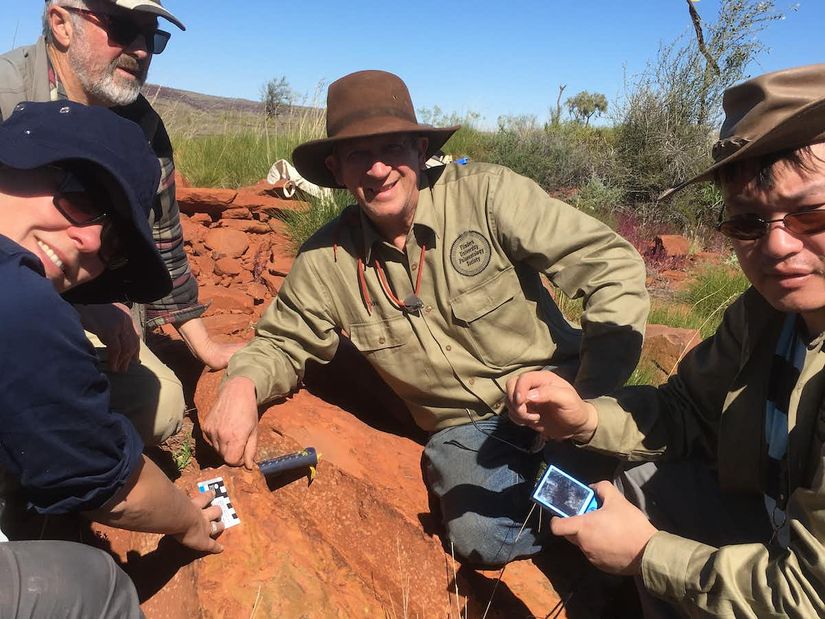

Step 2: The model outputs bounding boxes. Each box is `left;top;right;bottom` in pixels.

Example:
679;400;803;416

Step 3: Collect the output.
0;0;243;447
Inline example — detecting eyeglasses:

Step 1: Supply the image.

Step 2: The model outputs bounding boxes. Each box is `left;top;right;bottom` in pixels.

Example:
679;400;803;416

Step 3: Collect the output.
64;7;171;55
51;169;127;269
717;208;825;241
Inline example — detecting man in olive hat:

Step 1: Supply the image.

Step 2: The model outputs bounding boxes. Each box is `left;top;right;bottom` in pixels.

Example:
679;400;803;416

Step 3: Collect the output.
508;63;825;616
0;0;243;449
204;70;649;566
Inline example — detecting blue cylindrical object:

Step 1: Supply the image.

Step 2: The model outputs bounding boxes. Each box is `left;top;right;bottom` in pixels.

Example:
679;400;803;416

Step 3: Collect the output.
258;448;318;479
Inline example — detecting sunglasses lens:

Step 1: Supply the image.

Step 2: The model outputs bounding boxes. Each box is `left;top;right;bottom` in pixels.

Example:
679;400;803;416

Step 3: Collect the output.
103;14;167;54
100;220;127;270
54;194;106;226
786;210;825;236
718;215;766;240
104;15;141;47
150;30;170;54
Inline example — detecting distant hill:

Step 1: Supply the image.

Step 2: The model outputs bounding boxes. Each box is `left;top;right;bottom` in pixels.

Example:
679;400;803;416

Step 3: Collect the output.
140;83;322;137
142;83;264;115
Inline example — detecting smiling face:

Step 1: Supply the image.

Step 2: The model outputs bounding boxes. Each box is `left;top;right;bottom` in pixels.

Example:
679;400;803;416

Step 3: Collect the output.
62;1;155;107
0;167;106;292
325;133;428;247
721;143;825;335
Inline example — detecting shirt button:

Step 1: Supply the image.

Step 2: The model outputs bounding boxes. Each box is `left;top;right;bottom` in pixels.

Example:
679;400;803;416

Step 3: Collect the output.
411;263;418;271
468;377;475;386
378;337;385;344
495;400;503;409
445;345;452;352
425;305;433;313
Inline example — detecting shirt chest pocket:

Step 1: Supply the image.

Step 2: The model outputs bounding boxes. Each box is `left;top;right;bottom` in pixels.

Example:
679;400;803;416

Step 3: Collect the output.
349;315;413;365
451;266;536;369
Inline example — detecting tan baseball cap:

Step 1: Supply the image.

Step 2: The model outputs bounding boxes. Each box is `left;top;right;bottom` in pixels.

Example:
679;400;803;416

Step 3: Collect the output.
97;0;185;30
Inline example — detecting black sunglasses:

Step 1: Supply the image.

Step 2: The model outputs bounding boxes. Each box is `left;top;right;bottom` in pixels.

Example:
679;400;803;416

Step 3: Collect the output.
64;7;171;55
51;168;127;269
717;209;825;241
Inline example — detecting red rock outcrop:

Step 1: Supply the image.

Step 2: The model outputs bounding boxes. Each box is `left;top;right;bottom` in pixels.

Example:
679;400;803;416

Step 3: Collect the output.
641;323;702;382
92;179;583;617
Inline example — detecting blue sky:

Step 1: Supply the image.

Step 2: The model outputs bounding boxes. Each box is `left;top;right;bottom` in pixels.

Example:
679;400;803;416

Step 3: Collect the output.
4;1;821;128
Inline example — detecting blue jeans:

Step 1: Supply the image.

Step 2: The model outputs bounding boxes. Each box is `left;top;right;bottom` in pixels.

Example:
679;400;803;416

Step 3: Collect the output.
423;414;547;566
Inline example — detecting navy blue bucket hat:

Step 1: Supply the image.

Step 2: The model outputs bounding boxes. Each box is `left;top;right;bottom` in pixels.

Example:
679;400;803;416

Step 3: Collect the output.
0;100;171;304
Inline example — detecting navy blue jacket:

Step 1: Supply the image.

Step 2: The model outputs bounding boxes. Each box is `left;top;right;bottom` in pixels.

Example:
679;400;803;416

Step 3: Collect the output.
0;235;143;514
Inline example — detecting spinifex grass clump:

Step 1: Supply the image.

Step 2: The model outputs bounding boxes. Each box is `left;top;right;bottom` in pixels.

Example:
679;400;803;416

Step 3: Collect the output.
680;262;749;337
277;190;352;251
168;104;325;188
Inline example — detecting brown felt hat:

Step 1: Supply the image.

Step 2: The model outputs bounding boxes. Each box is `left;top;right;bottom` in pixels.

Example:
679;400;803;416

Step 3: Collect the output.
292;70;460;188
660;63;825;199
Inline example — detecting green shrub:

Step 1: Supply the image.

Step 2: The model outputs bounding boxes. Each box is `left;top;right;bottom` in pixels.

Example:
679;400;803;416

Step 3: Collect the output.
486;118;617;192
277;190;351;250
571;175;625;222
441;126;496;163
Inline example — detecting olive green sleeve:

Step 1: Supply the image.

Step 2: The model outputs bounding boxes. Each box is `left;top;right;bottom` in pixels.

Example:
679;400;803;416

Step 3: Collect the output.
585;291;748;460
489;167;649;396
226;251;340;405
641;520;825;616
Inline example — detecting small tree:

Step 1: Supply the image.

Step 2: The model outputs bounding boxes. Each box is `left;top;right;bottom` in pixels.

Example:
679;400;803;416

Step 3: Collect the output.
549;84;567;126
566;91;608;126
261;76;295;118
614;0;785;224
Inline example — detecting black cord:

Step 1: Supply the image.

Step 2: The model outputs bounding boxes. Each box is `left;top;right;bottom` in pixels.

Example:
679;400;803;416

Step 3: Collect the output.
464;408;537;455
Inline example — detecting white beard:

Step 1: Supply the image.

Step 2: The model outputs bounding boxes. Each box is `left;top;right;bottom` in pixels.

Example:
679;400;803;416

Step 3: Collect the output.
67;28;147;107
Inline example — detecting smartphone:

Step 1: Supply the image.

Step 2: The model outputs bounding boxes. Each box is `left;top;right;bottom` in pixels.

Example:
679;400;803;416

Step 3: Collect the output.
531;465;599;517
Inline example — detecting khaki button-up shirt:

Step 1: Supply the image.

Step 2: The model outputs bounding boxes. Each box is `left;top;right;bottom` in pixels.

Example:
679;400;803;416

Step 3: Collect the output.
586;288;825;616
228;162;649;431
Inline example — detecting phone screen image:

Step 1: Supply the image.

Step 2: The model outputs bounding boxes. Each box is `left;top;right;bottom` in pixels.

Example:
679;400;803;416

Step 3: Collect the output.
531;465;597;517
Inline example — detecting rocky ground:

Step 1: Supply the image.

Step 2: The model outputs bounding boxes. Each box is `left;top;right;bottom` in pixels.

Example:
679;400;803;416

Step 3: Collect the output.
16;175;710;618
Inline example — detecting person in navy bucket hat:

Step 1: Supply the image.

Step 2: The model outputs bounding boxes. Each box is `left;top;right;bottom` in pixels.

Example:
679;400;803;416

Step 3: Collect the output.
0;0;243;454
0;99;171;303
0;99;224;618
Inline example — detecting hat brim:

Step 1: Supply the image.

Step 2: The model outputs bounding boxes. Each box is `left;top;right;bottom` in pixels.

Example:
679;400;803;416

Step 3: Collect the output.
0;141;170;304
113;0;186;30
292;124;461;189
659;97;825;201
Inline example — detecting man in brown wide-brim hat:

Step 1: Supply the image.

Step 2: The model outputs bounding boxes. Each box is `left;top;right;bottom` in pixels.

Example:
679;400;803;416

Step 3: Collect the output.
507;63;825;616
204;69;650;567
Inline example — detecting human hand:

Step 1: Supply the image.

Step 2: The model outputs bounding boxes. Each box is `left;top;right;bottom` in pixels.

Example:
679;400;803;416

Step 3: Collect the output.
76;303;140;373
177;318;245;370
193;339;245;371
172;489;225;554
506;370;598;442
201;376;259;469
550;481;657;575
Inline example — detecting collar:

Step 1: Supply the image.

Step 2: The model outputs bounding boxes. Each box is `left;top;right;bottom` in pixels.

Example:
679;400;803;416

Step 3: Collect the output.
46;52;68;103
358;208;384;265
356;173;438;263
